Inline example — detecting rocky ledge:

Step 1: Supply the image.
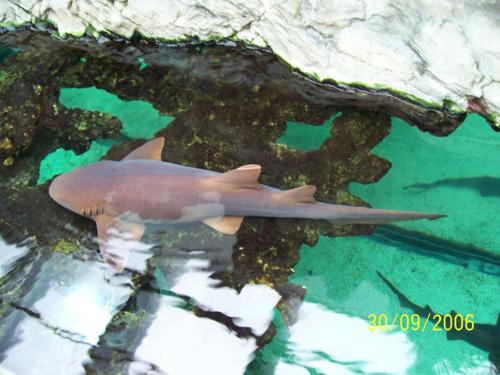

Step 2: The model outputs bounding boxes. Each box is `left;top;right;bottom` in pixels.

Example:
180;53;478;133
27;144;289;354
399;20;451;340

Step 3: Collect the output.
1;0;499;130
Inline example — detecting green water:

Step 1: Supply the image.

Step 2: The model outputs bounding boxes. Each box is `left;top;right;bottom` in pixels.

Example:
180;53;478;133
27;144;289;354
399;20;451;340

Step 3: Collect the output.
254;114;500;374
276;113;342;152
351;115;500;253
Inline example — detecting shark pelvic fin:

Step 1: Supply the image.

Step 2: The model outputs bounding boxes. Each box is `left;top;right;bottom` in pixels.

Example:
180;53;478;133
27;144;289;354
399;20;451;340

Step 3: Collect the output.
212;164;262;189
95;215;145;272
278;185;317;203
123;137;165;161
203;216;244;234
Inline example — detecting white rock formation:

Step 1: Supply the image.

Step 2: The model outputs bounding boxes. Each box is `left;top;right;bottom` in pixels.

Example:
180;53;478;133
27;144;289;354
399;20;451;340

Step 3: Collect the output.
1;0;499;126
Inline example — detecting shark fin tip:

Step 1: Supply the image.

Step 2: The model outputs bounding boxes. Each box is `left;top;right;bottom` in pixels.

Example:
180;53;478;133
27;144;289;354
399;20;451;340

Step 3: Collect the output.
212;164;262;189
123;137;165;161
203;216;244;234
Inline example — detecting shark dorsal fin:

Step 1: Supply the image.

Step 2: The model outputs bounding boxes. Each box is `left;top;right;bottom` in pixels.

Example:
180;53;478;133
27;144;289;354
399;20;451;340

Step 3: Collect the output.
278;185;317;203
123;137;165;161
212;164;262;189
203;216;244;234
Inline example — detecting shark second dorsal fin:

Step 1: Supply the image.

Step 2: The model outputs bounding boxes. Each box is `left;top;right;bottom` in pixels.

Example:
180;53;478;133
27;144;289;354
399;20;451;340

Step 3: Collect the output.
277;185;317;203
123;137;165;161
203;216;244;235
211;164;262;189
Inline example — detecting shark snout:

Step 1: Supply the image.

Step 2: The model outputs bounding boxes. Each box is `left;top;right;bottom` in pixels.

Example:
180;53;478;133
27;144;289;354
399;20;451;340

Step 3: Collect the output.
48;176;60;201
49;174;69;206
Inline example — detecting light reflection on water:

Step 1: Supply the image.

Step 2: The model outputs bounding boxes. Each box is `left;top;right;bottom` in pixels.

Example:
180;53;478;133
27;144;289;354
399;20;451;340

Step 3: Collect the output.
284;302;416;374
133;293;257;375
0;219;497;374
0;226;281;374
0;239;29;278
0;250;133;373
171;264;280;336
0;227;429;375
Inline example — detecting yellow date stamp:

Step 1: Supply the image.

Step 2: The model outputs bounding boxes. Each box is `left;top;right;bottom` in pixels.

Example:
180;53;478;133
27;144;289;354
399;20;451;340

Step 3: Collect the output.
367;313;475;332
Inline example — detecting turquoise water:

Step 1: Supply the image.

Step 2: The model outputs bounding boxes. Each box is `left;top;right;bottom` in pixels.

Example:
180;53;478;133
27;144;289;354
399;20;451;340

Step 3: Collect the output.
252;114;500;374
0;35;498;375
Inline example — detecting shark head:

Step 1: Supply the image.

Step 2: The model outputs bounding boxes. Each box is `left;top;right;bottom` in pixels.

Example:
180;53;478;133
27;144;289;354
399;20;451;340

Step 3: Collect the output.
49;164;106;216
48;138;166;220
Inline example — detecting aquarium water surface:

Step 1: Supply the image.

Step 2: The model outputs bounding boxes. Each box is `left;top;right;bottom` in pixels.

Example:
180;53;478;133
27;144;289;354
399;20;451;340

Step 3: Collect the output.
0;30;498;375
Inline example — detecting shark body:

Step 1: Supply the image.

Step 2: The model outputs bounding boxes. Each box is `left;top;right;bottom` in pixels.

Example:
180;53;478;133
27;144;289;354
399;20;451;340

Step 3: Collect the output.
49;138;445;269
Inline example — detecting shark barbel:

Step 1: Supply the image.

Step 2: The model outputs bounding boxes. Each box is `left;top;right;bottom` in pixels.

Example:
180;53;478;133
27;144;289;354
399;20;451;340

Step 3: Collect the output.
49;137;446;269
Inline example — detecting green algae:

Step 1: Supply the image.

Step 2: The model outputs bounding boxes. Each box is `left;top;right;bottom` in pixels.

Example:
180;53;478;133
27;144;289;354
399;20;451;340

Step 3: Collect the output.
275;113;342;152
111;310;148;329
51;238;80;254
0;69;18;90
59;87;174;139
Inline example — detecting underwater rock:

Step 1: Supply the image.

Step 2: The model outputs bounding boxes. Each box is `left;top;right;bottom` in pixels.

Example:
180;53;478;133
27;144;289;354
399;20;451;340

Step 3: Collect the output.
0;28;472;372
1;1;499;129
0;30;468;134
0;46;122;169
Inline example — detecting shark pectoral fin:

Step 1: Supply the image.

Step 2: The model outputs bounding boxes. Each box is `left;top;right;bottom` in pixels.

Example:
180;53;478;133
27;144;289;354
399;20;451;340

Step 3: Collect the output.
95;215;146;272
95;215;116;269
123;137;165;161
211;164;262;189
278;185;317;203
114;220;146;242
203;216;244;235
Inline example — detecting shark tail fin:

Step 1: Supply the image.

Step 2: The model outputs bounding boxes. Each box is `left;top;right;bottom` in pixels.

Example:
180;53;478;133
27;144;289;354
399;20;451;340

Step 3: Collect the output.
330;206;446;225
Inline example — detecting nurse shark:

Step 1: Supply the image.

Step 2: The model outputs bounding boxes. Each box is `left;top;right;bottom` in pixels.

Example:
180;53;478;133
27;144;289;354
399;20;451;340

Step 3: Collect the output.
49;137;445;270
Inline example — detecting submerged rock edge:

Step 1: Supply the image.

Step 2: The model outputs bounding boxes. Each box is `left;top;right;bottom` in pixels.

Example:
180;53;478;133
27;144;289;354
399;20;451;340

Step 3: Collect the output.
0;0;498;129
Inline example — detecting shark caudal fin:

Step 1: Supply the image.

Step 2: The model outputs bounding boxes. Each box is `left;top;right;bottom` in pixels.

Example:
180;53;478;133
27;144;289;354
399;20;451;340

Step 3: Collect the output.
327;205;447;225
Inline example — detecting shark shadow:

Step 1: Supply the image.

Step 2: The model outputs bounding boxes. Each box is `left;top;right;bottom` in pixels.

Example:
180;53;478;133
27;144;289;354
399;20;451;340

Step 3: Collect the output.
405;176;500;198
377;271;500;372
